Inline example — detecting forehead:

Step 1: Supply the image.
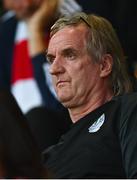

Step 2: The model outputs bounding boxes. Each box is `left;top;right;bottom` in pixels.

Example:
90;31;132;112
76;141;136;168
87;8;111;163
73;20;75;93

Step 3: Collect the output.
48;25;88;53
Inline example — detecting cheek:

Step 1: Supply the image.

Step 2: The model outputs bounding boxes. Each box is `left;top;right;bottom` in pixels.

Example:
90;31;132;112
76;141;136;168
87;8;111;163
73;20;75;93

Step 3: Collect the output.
69;71;86;96
74;64;98;90
74;74;87;93
51;77;58;93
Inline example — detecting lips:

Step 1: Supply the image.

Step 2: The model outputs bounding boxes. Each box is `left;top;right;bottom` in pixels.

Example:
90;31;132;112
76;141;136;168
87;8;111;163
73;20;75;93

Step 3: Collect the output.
56;80;68;87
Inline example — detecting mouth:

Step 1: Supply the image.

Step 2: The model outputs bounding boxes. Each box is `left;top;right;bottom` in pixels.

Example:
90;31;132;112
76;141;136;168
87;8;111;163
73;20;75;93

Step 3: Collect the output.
56;81;68;87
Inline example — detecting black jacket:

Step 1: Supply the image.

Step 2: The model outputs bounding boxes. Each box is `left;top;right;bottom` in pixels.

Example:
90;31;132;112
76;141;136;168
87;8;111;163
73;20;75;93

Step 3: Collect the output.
44;93;137;178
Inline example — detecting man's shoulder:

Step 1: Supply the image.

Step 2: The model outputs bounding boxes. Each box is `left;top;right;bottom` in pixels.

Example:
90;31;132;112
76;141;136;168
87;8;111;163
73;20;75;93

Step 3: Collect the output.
115;92;137;106
0;12;17;30
1;11;15;22
114;92;137;124
0;13;17;46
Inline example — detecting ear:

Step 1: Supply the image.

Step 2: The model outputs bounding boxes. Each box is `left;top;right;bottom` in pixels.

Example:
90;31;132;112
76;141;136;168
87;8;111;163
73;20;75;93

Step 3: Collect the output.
99;54;113;78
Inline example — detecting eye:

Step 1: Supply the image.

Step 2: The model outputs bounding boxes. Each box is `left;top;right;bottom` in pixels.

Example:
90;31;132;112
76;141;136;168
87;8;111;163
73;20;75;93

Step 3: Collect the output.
46;55;55;64
63;49;77;60
67;53;76;60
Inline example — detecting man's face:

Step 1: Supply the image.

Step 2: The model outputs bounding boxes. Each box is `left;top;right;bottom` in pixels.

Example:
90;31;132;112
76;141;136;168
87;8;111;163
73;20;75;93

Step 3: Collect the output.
47;24;102;108
10;0;43;19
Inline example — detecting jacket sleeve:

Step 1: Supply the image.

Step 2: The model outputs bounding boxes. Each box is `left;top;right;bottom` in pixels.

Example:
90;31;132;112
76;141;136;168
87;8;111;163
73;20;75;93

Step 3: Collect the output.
0;16;17;89
119;93;137;178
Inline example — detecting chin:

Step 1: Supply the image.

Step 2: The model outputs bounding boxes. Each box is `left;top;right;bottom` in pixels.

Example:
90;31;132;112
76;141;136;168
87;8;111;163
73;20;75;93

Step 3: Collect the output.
59;99;74;109
58;97;70;107
57;91;74;107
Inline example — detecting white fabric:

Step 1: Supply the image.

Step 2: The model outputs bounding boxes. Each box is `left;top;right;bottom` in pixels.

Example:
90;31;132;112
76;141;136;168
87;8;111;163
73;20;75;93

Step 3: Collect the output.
14;21;28;43
11;79;43;114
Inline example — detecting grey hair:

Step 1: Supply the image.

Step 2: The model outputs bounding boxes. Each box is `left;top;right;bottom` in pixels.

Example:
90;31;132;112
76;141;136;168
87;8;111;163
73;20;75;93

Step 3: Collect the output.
50;12;132;96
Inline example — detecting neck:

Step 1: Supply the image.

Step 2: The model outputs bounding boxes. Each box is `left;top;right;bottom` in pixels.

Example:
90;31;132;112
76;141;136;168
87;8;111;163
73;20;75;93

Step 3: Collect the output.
69;89;113;123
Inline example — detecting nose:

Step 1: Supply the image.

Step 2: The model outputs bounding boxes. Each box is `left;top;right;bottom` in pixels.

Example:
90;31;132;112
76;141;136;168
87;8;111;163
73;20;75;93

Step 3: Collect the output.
49;57;65;75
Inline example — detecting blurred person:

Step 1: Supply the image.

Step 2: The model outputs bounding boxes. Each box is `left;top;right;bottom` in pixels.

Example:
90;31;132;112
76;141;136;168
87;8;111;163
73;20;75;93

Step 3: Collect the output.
0;0;81;151
43;12;137;178
0;88;47;178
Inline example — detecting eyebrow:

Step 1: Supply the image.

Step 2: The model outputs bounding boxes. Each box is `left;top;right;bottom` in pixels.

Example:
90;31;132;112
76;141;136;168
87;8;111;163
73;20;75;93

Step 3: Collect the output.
46;46;77;56
45;47;79;62
61;47;78;54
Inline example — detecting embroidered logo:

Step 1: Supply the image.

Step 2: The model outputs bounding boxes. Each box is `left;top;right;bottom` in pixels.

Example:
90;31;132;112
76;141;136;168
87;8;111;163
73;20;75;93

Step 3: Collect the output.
88;113;105;133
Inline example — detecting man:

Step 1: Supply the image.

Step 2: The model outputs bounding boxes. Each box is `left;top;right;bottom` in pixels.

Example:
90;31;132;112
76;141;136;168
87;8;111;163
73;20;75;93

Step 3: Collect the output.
43;12;137;178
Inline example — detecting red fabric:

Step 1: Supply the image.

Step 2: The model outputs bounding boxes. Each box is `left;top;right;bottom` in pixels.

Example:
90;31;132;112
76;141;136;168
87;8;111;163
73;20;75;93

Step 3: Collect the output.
11;31;49;84
11;40;33;84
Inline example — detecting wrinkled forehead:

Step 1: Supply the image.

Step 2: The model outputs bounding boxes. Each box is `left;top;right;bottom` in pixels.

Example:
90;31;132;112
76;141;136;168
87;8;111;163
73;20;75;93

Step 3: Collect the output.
48;25;88;54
